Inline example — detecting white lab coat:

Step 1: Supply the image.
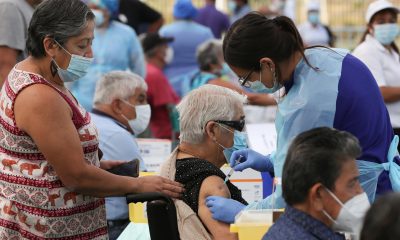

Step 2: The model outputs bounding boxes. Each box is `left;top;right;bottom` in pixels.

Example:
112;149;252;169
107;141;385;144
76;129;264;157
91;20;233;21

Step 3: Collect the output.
353;34;400;128
298;22;330;47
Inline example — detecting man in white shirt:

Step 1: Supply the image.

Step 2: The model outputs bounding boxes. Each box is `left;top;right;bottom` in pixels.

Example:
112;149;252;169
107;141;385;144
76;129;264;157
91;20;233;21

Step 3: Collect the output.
91;71;151;240
353;0;400;150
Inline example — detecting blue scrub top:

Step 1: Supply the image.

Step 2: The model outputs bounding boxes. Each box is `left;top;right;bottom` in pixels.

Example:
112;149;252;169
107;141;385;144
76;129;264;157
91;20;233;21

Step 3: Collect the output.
159;21;214;95
248;48;394;210
282;49;393;194
334;53;393;194
70;21;146;111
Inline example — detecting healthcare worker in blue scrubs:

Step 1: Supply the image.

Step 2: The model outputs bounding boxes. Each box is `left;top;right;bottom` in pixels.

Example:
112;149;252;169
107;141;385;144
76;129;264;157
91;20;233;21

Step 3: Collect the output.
70;0;146;111
205;12;400;224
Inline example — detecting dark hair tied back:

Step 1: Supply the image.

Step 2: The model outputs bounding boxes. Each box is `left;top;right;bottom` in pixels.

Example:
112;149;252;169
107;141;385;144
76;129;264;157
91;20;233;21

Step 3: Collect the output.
223;12;308;73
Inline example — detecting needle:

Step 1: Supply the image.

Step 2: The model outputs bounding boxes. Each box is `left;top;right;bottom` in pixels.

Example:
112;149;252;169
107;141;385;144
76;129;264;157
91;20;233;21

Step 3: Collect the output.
224;155;243;184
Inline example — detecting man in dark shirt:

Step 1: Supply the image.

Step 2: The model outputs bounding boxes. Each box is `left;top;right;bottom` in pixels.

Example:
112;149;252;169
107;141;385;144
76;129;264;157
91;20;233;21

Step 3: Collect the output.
119;0;164;34
264;127;370;240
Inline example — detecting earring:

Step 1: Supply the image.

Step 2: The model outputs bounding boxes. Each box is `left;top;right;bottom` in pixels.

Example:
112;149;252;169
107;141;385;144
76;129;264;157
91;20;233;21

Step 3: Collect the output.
50;60;58;77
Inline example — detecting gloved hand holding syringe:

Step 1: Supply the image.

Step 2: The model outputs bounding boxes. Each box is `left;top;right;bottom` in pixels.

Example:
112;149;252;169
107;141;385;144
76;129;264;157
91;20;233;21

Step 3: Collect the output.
224;155;243;184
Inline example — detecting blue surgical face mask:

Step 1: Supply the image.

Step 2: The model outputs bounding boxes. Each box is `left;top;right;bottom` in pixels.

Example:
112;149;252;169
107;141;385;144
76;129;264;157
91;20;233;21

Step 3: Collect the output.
308;12;320;24
216;124;248;163
92;9;105;27
228;1;236;13
374;23;399;46
249;66;282;94
53;40;93;83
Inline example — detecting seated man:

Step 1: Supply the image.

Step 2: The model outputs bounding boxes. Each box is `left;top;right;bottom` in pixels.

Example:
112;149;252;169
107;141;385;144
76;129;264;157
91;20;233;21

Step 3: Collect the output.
160;85;248;240
91;71;151;239
264;127;370;240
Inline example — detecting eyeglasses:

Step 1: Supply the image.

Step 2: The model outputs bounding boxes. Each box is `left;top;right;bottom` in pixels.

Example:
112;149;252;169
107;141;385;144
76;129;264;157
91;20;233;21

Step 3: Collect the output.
238;68;255;88
215;117;245;132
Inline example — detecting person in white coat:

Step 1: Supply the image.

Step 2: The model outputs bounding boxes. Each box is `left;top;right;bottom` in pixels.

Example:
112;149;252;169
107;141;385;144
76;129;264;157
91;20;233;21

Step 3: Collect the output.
353;0;400;150
297;1;335;47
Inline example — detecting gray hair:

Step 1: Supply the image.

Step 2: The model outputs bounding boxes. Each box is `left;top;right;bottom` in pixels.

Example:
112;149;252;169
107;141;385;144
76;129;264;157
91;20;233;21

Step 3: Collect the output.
177;85;246;144
27;0;95;58
196;39;223;71
93;71;148;105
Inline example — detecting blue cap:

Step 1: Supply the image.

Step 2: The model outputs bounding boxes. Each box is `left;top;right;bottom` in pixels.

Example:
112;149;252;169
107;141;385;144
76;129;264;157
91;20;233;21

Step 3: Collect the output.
88;0;119;19
173;0;198;19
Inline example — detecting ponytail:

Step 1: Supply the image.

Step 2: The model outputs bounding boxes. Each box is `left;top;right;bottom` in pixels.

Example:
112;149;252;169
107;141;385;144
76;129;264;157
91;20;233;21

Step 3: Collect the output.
223;12;315;76
272;16;305;53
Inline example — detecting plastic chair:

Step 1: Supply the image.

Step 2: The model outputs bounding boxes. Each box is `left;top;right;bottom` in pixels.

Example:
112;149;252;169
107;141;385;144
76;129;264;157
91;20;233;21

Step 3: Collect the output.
126;192;180;240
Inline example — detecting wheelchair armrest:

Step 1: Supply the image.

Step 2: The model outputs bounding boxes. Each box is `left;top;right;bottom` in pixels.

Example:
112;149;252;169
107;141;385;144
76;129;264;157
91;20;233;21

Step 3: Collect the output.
126;192;174;205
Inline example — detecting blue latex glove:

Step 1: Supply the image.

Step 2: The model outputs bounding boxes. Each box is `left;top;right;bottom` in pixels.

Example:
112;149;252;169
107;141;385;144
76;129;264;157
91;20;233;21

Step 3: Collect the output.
384;135;400;191
230;149;274;174
205;196;245;223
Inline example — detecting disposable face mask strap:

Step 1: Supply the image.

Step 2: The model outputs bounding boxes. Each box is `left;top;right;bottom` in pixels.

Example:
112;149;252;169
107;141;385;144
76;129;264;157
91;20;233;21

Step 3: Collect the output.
121;99;137;109
217;122;234;134
51;40;70;72
215;138;228;150
322;209;338;225
120;113;131;123
324;187;345;208
54;39;72;57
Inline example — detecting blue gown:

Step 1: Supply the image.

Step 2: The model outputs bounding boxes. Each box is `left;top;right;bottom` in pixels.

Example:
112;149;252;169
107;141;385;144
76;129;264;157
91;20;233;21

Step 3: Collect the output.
159;20;214;97
70;21;146;111
247;47;399;209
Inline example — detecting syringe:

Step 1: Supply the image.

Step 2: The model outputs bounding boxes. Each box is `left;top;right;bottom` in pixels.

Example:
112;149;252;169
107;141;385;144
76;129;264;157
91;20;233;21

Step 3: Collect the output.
224;155;243;184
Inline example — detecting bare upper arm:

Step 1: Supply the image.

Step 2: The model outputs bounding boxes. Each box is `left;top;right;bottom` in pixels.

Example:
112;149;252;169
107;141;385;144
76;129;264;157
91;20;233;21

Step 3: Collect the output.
0;46;18;85
0;46;18;64
198;176;238;240
14;84;89;188
208;78;245;95
246;92;277;106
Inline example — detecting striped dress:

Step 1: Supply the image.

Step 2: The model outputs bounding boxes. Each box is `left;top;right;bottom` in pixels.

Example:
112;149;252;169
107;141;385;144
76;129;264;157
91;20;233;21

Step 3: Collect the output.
0;68;108;239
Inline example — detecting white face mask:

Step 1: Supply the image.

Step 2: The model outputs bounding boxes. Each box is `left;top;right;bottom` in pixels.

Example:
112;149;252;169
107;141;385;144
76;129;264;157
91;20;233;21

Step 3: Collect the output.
322;188;370;239
121;100;151;135
164;47;174;64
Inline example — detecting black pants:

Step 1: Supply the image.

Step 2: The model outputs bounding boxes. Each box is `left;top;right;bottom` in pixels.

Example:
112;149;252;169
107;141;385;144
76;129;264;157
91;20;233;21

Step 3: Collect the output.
393;128;400;153
107;219;130;240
